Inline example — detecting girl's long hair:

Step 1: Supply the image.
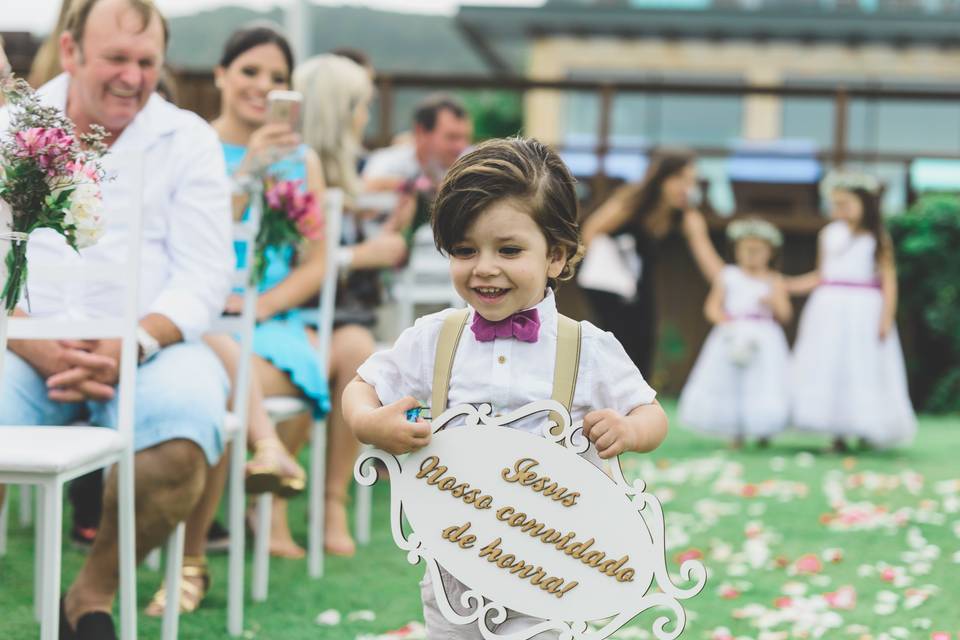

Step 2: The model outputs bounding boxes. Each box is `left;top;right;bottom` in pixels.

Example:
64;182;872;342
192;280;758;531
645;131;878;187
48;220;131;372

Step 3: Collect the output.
28;0;74;87
848;187;891;266
621;147;695;234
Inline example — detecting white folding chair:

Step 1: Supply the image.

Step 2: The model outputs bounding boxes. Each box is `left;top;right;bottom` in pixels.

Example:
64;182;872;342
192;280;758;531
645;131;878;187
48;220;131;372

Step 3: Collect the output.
148;180;262;639
391;224;462;339
0;154;144;640
252;188;342;597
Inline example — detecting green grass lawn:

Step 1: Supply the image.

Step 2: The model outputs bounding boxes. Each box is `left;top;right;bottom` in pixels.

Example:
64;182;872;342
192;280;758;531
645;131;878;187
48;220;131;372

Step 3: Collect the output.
2;402;959;639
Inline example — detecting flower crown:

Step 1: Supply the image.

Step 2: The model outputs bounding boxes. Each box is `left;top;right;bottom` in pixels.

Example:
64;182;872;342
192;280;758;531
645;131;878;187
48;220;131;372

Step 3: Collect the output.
726;217;783;248
820;169;882;200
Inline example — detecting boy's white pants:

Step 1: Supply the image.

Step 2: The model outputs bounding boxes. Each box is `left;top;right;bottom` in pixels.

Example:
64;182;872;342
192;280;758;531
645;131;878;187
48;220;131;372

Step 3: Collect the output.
421;567;560;639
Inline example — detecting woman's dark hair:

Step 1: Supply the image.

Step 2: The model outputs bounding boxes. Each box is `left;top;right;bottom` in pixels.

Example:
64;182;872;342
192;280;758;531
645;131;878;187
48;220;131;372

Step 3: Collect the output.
219;22;294;75
623;147;695;234
432;137;584;289
847;187;891;265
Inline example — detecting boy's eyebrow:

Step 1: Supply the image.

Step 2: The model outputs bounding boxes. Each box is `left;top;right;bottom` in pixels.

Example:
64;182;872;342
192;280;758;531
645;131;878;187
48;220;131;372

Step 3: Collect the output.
494;235;523;243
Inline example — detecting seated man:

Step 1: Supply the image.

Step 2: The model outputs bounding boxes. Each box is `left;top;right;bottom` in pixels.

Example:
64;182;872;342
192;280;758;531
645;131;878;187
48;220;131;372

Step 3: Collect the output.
0;1;233;638
362;93;473;237
362;92;472;194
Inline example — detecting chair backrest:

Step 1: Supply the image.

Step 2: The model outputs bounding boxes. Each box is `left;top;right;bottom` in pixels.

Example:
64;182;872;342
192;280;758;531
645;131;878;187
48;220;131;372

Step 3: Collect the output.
315;188;344;372
3;152;146;440
208;179;263;419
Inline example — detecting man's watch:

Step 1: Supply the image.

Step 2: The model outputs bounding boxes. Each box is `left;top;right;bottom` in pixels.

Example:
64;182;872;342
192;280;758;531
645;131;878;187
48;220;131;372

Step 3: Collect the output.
136;326;161;365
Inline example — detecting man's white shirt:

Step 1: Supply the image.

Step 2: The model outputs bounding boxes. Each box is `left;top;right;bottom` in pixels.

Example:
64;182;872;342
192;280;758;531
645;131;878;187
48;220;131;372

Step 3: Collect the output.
361;142;420;182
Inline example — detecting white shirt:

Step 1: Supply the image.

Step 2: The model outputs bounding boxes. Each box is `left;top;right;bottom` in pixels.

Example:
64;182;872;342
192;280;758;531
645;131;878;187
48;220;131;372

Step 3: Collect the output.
357;290;657;435
361;142;420;182
2;74;233;341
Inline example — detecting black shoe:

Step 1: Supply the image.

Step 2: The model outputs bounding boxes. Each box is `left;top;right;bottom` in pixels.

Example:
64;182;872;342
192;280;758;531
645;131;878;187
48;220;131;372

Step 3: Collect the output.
831;437;850;454
59;598;116;640
206;519;231;554
59;598;75;640
76;611;116;640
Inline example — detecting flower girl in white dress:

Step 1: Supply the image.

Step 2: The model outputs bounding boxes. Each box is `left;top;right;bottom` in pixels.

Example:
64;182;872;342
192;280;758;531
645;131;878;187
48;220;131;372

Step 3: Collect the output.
679;218;792;447
789;172;916;451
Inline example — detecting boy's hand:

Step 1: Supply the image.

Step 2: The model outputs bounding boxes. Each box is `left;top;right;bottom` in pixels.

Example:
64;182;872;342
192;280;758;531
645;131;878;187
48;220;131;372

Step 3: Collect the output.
359;396;432;455
582;409;637;459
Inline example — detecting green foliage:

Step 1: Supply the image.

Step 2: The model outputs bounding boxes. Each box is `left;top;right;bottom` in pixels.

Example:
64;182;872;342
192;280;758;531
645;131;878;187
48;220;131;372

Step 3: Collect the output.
888;194;960;413
460;90;524;141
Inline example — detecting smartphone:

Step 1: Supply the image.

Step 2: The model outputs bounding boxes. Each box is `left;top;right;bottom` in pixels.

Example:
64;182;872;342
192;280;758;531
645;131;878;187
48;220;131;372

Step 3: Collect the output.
266;90;302;133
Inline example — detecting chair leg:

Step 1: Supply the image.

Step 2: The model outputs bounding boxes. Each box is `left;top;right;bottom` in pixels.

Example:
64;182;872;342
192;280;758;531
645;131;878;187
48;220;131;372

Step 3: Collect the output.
19;484;32;527
227;434;246;636
34;485;44;622
39;480;63;640
117;455;138;640
308;419;326;578
161;522;185;640
144;548;161;571
251;493;272;602
355;472;372;547
0;486;8;557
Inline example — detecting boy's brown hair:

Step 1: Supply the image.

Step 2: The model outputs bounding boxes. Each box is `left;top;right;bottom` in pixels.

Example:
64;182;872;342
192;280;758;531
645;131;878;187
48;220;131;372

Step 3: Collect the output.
431;137;584;289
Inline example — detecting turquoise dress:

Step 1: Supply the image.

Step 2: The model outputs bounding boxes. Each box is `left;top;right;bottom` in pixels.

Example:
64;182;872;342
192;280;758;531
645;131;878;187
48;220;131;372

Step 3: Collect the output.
222;142;331;417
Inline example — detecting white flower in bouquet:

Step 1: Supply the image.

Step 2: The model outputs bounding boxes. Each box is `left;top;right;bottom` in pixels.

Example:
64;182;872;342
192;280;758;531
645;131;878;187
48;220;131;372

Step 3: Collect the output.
62;181;105;248
723;322;758;367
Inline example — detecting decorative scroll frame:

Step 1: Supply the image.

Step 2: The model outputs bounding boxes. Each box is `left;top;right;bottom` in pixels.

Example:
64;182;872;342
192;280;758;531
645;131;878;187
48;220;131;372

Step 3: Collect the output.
354;400;707;640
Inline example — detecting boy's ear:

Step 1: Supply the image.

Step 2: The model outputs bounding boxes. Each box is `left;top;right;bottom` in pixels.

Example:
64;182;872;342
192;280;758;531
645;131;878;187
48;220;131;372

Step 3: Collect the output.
547;246;567;278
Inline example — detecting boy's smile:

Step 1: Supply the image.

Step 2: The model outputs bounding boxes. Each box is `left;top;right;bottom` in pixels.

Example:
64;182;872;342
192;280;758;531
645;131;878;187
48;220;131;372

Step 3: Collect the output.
449;200;566;322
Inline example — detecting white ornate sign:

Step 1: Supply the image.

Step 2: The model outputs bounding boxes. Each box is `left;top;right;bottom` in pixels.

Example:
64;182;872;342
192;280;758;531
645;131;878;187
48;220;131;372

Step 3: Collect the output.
355;400;706;640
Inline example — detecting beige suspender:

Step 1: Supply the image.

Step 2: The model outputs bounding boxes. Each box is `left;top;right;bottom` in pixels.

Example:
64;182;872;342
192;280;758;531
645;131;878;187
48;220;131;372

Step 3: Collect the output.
549;314;582;435
431;309;582;430
431;309;470;416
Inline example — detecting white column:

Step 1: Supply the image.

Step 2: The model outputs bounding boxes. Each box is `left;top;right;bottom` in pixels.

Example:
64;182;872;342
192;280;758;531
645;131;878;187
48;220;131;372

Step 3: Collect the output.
284;0;311;62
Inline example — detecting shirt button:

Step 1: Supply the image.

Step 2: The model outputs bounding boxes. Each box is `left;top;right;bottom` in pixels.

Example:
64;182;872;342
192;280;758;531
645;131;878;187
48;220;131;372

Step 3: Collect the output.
497;355;506;364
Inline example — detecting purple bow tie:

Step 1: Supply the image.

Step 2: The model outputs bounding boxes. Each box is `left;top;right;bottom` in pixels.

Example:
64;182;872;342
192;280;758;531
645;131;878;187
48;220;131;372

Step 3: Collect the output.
470;308;541;343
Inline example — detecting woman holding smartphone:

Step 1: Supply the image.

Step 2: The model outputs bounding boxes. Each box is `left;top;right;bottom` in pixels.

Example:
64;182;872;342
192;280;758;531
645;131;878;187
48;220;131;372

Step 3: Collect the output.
145;22;369;617
582;148;723;376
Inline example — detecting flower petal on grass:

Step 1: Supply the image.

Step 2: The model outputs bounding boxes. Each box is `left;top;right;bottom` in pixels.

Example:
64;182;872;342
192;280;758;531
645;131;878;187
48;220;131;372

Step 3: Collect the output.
347;610;377;622
316;609;342;626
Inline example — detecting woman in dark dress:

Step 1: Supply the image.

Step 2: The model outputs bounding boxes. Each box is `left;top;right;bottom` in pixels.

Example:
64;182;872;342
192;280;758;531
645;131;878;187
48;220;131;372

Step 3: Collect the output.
581;148;723;376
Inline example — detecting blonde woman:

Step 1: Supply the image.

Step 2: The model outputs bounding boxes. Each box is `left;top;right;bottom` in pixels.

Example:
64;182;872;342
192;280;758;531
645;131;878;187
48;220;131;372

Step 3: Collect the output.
28;0;73;87
295;55;370;201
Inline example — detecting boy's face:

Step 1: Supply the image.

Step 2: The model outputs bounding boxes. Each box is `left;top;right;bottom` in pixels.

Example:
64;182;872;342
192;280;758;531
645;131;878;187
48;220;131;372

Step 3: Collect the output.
448;200;566;322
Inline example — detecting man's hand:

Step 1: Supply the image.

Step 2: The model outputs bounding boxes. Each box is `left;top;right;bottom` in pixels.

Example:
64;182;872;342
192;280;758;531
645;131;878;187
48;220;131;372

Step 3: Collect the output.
45;339;120;403
582;409;638;459
11;338;74;380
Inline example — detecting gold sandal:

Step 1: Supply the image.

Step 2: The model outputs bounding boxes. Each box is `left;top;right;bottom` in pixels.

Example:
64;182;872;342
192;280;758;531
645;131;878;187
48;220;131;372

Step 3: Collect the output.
245;437;306;498
144;556;210;617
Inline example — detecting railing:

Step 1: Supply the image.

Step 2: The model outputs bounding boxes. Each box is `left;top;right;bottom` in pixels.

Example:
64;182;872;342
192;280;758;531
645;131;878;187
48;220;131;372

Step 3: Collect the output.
171;69;960;200
371;72;960;167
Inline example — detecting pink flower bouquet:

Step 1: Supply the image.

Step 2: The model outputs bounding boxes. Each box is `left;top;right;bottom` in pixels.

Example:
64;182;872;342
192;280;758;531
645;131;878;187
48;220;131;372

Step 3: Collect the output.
0;75;108;312
252;177;323;283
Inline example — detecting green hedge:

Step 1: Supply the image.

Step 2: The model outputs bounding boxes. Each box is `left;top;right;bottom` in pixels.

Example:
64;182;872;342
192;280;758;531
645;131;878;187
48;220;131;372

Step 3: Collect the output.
889;194;960;413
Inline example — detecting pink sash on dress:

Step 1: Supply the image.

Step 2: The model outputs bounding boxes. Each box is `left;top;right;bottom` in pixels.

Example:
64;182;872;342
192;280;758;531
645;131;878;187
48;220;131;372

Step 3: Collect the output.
820;279;881;290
